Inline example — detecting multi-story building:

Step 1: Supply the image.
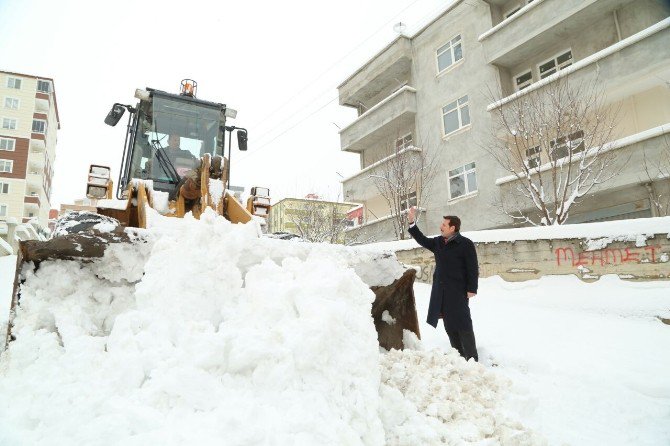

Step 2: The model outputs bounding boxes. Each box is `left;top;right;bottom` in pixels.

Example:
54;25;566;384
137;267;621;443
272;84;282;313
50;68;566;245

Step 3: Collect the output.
269;195;360;243
0;70;60;229
338;0;670;240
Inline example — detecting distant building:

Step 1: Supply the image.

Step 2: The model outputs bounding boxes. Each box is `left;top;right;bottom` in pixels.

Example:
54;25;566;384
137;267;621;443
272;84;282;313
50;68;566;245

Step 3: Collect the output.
269;195;360;242
338;0;670;241
0;70;60;230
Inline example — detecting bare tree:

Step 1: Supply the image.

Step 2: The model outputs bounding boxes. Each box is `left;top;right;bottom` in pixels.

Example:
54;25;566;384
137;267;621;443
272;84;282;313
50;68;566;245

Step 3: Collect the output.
641;132;670;216
368;136;439;239
487;76;622;225
288;198;350;244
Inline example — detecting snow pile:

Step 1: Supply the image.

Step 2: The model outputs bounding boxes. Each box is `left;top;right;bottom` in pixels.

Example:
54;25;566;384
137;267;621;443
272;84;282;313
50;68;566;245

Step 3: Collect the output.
0;209;532;444
379;348;545;445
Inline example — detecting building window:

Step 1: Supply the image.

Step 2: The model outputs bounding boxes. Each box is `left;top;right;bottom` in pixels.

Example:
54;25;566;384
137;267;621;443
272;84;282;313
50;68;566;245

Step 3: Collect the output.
514;71;533;91
400;191;417;212
4;98;19;109
442;95;470;136
525;145;541;169
436;35;463;73
0;138;15;151
0;204;7;217
448;162;477;199
37;80;51;93
0;182;8;194
28;212;34;218
396;133;413;151
0;159;13;173
538;50;573;79
6;77;22;89
550;130;584;161
32;119;47;134
2;118;17;130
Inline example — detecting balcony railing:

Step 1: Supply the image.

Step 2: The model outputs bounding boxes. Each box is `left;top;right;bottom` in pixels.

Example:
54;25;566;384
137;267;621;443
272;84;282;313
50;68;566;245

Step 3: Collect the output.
342;146;423;203
479;0;622;67
487;19;670;111
24;195;41;208
339;86;417;153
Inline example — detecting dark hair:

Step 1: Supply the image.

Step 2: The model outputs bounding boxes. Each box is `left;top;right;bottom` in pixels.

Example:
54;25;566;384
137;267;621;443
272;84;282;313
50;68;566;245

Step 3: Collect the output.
442;215;461;232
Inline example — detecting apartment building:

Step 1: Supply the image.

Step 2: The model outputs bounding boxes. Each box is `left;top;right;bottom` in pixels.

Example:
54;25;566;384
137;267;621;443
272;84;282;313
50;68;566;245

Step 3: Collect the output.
269;195;360;242
0;70;60;229
338;0;670;240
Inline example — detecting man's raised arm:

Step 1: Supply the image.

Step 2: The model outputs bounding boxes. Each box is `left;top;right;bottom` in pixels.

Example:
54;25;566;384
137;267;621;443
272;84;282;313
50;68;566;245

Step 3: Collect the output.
407;206;436;252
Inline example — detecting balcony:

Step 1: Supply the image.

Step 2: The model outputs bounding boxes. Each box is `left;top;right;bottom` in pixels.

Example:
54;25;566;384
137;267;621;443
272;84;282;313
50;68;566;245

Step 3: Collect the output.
479;0;632;67
339;36;413;111
27;171;42;188
24;195;41;208
29;151;45;171
344;208;426;243
487;19;670;111
343;147;423;202
35;92;50;113
340;86;417;153
30;138;45;152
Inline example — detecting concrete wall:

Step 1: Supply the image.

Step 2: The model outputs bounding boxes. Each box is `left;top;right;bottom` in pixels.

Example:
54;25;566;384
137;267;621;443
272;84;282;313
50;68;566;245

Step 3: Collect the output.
397;232;670;283
410;0;511;233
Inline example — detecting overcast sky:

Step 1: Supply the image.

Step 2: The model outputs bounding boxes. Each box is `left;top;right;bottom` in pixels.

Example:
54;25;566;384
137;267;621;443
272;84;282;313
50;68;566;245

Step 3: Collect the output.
0;0;450;206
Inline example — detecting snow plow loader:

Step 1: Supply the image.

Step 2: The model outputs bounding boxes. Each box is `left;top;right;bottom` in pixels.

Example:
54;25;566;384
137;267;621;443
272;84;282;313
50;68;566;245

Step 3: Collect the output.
4;80;420;352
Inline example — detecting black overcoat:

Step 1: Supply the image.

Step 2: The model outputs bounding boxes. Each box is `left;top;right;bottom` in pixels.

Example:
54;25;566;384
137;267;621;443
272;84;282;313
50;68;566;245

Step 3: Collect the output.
408;225;479;331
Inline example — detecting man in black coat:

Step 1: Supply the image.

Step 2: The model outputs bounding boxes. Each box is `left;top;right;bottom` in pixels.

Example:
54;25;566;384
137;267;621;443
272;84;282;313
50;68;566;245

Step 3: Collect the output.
407;206;479;361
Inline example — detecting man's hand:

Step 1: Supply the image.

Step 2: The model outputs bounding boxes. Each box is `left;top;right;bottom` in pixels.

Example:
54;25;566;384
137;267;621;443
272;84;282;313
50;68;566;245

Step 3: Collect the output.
408;206;416;225
467;292;476;298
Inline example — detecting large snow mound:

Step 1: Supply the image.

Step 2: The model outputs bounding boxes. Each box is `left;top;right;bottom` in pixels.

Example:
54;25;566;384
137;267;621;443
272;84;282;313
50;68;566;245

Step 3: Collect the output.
0;209;536;444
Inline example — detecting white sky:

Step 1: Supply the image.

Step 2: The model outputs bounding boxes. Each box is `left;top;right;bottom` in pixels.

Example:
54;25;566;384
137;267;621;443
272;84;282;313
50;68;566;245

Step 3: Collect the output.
0;0;451;207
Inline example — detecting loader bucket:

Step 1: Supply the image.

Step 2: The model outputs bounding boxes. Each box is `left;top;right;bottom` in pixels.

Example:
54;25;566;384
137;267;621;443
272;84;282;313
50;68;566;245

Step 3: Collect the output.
4;219;144;350
370;268;420;350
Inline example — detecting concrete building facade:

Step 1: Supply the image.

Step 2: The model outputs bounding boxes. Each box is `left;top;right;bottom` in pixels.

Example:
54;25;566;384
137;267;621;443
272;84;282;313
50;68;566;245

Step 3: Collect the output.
338;0;670;241
0;70;60;229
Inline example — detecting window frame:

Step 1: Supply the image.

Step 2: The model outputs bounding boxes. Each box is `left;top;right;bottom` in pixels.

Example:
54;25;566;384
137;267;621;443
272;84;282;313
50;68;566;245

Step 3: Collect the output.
447;162;477;200
538;49;573;80
395;133;413;151
400;191;417;212
504;0;534;19
37;80;51;94
550;130;585;161
524;145;542;169
436;34;464;74
0;159;13;173
4;97;20;110
1;118;18;130
6;77;22;89
513;70;533;91
32;119;47;134
0;137;16;151
0;181;9;194
441;95;471;137
0;204;8;217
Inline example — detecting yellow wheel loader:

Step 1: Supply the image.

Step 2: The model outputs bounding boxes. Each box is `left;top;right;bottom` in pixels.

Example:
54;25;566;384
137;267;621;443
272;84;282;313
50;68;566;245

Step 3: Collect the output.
4;80;419;351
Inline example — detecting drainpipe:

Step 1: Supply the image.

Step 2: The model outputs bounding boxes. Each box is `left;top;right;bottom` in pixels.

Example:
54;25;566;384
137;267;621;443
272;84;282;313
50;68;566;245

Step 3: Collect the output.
645;182;659;217
613;10;622;41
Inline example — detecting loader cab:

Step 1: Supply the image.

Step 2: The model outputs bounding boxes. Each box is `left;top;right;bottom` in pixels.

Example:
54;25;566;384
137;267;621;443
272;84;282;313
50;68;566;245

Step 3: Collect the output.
110;88;235;199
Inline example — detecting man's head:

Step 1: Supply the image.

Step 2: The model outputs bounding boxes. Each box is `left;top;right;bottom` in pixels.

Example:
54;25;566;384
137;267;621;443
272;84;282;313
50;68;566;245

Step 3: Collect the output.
440;215;461;237
167;134;180;149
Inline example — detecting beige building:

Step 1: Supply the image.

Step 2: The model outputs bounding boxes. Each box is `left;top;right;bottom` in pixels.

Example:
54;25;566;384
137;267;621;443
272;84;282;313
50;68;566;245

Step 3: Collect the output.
0;70;60;229
269;195;360;242
338;0;670;241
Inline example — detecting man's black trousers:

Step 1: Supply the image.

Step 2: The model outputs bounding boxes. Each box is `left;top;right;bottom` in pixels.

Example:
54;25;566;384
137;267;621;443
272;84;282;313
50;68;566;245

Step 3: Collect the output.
446;329;478;362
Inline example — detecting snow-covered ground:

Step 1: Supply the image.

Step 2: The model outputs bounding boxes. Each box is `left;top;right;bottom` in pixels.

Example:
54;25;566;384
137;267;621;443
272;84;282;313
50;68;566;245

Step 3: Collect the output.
416;276;670;446
0;210;668;445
